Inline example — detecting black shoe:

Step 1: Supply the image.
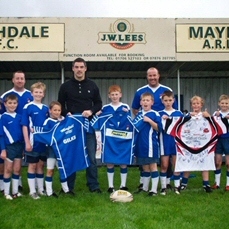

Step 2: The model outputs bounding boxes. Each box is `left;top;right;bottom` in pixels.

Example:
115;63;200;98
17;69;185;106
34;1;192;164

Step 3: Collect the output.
107;187;115;193
48;192;58;198
148;191;157;196
134;188;146;194
59;189;75;196
160;188;167;195
180;184;187;191
90;188;102;193
203;185;212;193
166;184;173;190
137;183;143;189
174;186;181;195
18;185;23;191
120;186;129;191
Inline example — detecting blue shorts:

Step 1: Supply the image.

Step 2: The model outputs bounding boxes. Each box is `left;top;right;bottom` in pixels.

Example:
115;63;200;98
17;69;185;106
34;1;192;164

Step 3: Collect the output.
136;157;159;165
161;144;177;156
6;142;24;161
215;138;229;155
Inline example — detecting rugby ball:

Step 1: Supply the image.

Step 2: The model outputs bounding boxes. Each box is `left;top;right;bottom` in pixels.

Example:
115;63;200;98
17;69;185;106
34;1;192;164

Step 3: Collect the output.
110;190;133;203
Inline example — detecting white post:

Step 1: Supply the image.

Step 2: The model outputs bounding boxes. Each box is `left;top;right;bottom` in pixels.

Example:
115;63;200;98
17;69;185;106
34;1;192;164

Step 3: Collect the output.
60;62;64;84
177;69;181;111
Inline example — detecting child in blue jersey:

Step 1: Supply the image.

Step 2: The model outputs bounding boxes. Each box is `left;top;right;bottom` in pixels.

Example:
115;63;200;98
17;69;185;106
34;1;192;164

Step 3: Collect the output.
95;85;131;193
43;101;71;197
212;94;229;191
0;94;24;200
134;92;162;196
159;91;183;195
21;82;49;199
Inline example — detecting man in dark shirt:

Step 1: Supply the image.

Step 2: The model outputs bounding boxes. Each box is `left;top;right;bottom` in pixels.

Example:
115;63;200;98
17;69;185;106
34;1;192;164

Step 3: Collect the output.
58;58;102;193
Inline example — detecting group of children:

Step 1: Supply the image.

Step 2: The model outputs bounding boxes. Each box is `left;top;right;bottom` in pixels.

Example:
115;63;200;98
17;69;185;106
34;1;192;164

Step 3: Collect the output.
1;82;229;200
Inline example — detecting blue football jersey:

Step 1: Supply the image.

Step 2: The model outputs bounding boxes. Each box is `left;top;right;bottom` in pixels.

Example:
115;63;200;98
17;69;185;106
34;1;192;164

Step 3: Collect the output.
158;109;183;156
133;110;162;159
0;89;33;114
101;103;130;113
132;84;177;111
21;102;49;153
0;112;24;149
91;109;135;165
34;115;90;180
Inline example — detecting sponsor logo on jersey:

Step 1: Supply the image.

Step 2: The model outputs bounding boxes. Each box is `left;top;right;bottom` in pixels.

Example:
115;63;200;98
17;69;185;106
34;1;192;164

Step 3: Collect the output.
63;135;76;144
61;124;74;134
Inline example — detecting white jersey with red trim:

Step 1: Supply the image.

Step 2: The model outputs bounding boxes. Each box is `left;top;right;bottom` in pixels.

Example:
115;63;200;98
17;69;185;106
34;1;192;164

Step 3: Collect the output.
164;114;228;171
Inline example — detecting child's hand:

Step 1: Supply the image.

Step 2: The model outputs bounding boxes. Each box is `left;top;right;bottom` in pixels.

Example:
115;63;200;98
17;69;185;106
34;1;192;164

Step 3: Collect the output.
96;110;102;116
214;109;221;117
162;114;169;120
25;142;33;152
0;150;7;160
143;116;151;123
202;108;210;118
122;107;129;112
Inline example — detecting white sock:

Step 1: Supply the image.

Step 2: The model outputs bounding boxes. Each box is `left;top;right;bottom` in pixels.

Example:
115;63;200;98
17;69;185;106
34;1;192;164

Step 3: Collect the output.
12;174;19;195
36;174;44;193
160;175;167;189
45;177;53;196
143;173;151;191
28;174;36;194
4;178;11;195
107;172;114;188
120;172;127;188
61;181;69;193
215;173;221;186
150;176;159;193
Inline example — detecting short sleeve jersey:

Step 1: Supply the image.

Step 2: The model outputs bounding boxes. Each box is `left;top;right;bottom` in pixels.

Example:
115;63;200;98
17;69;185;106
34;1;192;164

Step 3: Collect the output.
34;115;90;180
133;110;162;159
91;108;135;165
21;101;49;152
0;112;24;148
0;89;33;114
132;84;177;111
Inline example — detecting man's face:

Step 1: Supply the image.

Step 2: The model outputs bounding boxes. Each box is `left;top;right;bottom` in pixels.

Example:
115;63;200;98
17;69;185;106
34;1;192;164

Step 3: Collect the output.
12;72;26;91
147;68;160;87
72;62;87;81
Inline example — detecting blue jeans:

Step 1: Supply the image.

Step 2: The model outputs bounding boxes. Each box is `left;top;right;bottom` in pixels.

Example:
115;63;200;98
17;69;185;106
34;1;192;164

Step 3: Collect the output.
67;132;100;191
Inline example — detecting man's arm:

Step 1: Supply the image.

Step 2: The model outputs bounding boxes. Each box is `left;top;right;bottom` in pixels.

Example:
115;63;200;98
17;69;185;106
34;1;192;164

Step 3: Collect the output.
58;84;68;116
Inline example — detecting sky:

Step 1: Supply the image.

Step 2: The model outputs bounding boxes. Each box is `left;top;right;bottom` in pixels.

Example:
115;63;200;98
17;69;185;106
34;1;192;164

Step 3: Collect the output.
0;0;228;18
